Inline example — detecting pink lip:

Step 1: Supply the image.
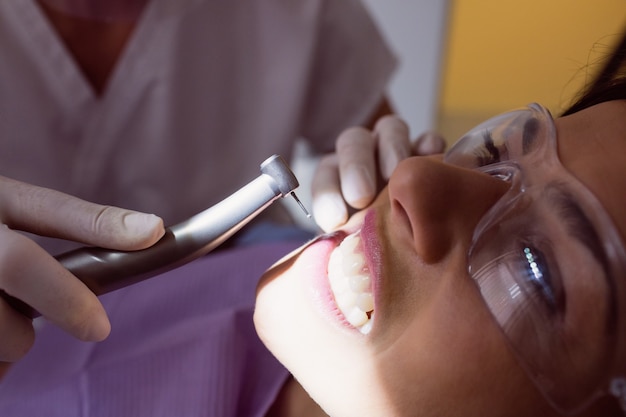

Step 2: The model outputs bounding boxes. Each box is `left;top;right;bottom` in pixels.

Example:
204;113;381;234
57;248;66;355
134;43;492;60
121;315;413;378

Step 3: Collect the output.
299;232;351;329
360;209;382;326
361;209;383;334
300;208;382;333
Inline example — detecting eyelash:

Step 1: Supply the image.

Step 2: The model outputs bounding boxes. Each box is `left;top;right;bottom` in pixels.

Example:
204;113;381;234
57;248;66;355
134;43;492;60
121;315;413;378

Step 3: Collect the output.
472;131;502;166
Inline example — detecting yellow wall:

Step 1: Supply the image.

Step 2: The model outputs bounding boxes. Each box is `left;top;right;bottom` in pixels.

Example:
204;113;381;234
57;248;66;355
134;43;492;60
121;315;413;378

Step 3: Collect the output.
437;0;625;141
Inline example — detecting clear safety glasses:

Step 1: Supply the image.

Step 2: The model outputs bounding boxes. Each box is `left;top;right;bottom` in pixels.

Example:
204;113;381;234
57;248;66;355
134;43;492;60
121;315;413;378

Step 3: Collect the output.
443;103;626;413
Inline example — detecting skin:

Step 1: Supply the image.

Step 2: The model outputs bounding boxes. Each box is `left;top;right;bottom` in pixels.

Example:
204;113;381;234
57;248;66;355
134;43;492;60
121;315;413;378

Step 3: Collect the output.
254;100;626;416
37;0;144;96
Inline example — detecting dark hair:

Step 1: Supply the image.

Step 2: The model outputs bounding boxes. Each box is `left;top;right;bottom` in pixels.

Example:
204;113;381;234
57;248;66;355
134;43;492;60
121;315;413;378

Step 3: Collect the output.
562;26;626;116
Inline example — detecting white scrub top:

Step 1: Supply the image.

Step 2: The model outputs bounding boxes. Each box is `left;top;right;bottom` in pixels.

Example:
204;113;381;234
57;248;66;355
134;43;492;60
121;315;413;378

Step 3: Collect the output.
0;0;396;252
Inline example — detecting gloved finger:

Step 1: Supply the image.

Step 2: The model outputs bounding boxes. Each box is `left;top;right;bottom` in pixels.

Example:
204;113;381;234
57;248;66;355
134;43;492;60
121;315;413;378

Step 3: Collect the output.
412;131;447;156
0;226;110;345
373;115;412;180
311;154;349;232
0;296;34;362
0;176;164;250
335;127;377;209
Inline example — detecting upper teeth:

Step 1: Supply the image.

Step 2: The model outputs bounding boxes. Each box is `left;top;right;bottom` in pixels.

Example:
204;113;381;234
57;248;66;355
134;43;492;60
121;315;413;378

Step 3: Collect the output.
327;231;374;334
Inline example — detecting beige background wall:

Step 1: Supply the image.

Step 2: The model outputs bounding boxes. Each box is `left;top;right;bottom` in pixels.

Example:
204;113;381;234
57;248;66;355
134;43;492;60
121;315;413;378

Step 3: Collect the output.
437;0;626;142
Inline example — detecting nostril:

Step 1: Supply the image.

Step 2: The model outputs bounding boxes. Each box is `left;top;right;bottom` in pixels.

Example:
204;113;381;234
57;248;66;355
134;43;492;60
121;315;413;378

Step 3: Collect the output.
390;196;451;264
391;197;413;241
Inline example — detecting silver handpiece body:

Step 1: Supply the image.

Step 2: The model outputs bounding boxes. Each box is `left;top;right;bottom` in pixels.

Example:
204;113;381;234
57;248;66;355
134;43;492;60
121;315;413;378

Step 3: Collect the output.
4;155;303;317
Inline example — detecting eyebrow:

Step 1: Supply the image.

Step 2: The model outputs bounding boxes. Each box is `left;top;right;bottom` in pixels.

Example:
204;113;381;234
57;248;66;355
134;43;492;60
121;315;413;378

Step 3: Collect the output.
549;185;607;267
546;183;618;331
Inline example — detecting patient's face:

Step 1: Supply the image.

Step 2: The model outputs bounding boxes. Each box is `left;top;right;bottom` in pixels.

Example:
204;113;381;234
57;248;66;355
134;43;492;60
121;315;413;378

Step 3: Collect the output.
254;100;626;417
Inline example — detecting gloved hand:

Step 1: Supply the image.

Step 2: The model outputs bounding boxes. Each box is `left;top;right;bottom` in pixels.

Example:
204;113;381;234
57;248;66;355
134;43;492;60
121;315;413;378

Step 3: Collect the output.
0;176;164;362
312;115;446;232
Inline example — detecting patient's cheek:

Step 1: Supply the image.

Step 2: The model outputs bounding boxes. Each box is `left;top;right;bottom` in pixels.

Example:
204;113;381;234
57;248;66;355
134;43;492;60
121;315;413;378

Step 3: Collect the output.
256;253;296;296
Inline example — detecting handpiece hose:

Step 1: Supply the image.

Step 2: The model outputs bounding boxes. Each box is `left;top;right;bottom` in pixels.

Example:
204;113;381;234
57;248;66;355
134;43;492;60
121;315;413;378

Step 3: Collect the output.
1;155;307;318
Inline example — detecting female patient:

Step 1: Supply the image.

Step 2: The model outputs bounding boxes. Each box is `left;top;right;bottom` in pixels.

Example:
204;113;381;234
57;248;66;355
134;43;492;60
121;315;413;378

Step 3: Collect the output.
254;29;626;416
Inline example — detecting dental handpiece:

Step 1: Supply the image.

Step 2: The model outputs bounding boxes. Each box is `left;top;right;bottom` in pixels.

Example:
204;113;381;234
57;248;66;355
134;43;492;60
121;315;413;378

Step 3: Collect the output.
2;155;310;318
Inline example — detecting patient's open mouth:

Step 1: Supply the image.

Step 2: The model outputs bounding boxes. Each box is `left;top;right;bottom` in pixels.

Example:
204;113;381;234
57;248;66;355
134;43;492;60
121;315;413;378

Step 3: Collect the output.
327;230;374;334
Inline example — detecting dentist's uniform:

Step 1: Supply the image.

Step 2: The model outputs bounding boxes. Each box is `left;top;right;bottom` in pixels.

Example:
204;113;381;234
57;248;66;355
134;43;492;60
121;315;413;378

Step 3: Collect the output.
0;0;395;252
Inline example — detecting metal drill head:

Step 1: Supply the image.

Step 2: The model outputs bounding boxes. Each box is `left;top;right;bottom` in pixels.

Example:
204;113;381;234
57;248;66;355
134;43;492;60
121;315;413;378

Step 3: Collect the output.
260;154;310;217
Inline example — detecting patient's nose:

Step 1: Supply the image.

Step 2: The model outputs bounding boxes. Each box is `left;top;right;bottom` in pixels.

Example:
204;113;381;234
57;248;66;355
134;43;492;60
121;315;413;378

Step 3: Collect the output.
387;156;510;264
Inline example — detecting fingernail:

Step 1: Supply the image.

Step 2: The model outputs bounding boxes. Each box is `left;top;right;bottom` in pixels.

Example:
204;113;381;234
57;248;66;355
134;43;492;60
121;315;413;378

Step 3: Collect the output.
382;147;410;179
123;213;165;239
343;166;375;207
88;312;111;342
415;132;446;155
313;194;348;232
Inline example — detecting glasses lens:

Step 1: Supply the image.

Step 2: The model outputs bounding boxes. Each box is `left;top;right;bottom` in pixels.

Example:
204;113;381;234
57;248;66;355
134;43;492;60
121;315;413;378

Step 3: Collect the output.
448;104;618;413
470;191;615;412
443;109;530;169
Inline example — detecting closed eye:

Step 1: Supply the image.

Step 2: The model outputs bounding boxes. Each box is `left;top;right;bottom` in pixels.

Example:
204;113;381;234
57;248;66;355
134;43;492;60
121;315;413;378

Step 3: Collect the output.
472;131;501;166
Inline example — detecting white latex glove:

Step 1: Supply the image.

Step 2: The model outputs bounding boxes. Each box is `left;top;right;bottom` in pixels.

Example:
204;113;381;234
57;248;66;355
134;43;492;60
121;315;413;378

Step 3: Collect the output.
0;176;165;362
312;115;446;232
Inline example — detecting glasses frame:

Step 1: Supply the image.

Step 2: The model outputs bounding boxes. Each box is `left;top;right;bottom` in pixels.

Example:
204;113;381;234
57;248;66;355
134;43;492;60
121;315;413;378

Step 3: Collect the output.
443;103;626;414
